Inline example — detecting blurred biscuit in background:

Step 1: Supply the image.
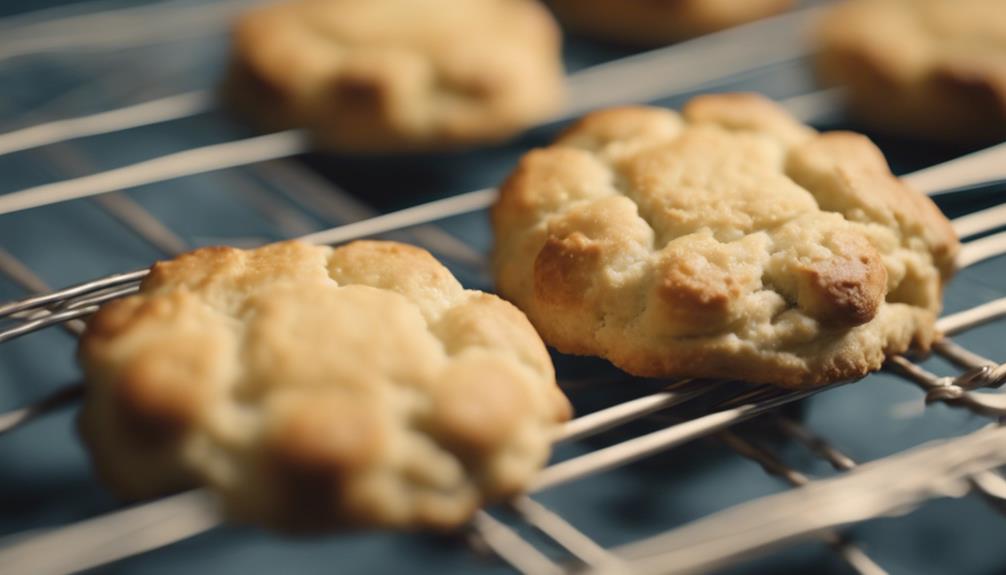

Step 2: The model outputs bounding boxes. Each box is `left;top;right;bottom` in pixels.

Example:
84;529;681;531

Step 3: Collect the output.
225;0;565;153
817;0;1006;144
547;0;793;46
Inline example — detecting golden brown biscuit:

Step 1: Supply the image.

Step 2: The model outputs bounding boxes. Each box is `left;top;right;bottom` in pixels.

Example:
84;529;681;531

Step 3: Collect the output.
78;240;570;531
816;0;1006;144
492;93;959;388
225;0;565;153
548;0;793;46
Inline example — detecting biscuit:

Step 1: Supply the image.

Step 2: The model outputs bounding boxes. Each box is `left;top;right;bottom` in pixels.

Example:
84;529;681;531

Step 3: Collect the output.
225;0;565;153
492;93;959;388
78;240;570;531
548;0;793;46
816;0;1006;143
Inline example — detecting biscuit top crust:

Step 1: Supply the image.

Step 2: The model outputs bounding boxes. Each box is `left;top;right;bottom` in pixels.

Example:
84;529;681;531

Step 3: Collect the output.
79;240;569;530
492;93;959;388
229;0;564;151
816;0;1006;141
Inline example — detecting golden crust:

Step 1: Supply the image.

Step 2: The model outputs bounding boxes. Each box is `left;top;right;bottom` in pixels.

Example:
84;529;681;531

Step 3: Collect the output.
548;0;793;46
78;240;570;531
492;93;959;388
224;0;564;153
816;0;1006;143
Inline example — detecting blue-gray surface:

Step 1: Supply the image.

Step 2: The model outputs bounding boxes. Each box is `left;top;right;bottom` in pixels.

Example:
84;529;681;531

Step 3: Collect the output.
0;1;1004;574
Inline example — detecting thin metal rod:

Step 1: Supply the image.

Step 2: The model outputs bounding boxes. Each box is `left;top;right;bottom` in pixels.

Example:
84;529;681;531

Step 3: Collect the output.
0;79;995;229
779;88;846;123
0;366;705;455
254;160;487;269
4;301;1003;572
470;511;564;575
557;382;710;442
255;161;377;221
0;250;86;335
716;432;885;575
609;424;1006;575
61;284;140;310
971;470;1006;510
953;203;1006;239
888;355;1006;416
0;248;54;294
0;305;99;343
0;0;265;63
774;416;856;471
531;385;835;493
28;119;193;256
0;384;84;435
904;142;1006;197
0;5;821;160
0;87;838;219
0;130;307;216
937;296;1006;335
217;171;319;238
298;188;497;246
956;230;1006;269
511;496;625;571
92;193;189;255
0;269;145;319
0;290;136;342
0;489;220;575
562;5;823;119
2;209;1003;343
886;355;959;393
1;182;1004;342
0;91;211;157
933;339;996;371
719;430;810;484
295;156;1000;249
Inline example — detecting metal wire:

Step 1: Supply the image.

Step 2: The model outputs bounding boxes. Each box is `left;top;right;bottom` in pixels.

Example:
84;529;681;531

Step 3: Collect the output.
3;136;1006;344
716;430;886;575
3;295;1005;574
904;141;1006;197
0;4;824;161
607;423;1006;575
0;3;1005;574
0;91;212;156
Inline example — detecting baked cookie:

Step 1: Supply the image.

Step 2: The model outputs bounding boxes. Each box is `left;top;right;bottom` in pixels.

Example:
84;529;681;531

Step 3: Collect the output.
78;240;570;531
492;93;959;388
548;0;793;47
225;0;565;153
817;0;1006;143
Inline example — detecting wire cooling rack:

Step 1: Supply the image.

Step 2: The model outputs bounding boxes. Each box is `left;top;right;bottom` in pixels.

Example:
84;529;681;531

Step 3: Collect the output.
1;1;1006;574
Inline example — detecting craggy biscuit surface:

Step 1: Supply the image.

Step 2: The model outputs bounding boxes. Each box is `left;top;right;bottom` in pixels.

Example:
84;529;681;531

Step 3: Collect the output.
226;0;564;152
492;94;959;388
79;240;570;530
817;0;1006;143
548;0;793;46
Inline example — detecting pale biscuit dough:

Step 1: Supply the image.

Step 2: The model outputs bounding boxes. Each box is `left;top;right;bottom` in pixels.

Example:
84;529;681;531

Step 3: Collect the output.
492;93;959;388
225;0;565;152
817;0;1006;143
548;0;793;46
79;240;570;530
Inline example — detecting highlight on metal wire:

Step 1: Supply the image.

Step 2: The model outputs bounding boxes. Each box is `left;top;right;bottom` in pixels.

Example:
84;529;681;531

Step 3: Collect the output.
1;2;1005;574
1;140;1005;573
0;4;829;217
2;295;1006;575
3;139;1005;345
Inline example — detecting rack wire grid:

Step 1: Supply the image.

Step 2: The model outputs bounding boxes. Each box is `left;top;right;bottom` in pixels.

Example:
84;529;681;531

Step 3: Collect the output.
1;1;1006;574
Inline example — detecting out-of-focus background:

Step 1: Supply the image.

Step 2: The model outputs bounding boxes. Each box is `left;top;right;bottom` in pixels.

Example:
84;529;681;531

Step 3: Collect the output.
0;1;1004;574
